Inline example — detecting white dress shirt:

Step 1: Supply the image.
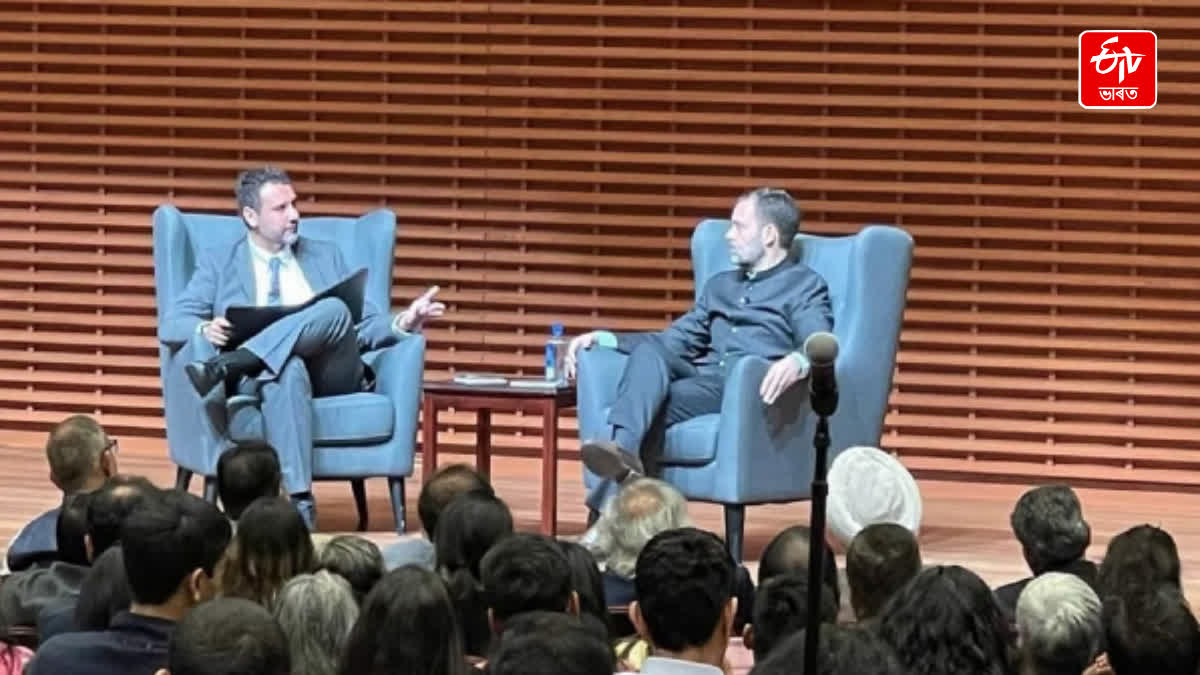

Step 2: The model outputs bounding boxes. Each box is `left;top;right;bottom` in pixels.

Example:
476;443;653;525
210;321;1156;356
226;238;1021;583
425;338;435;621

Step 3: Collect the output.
248;238;313;307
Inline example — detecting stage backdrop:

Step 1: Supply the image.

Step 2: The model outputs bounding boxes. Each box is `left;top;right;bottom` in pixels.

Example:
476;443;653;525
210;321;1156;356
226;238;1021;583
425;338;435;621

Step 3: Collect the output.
1;1;1199;487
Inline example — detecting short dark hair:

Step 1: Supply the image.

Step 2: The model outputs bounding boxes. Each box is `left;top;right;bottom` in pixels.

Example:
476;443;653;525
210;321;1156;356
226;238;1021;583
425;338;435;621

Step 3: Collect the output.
87;474;158;557
216;442;282;521
317;535;384;604
1104;585;1200;675
418;464;492;539
846;523;922;620
1097;524;1180;600
481;533;574;623
759;525;840;608
121;489;231;605
737;187;802;250
45;415;109;494
340;565;468;675
222;497;315;608
750;625;905;675
167;597;290;675
876;565;1012;675
1010;485;1090;575
56;492;92;566
235;166;291;216
436;491;514;656
558;541;610;640
751;573;838;662
489;611;616;675
74;545;132;631
634;527;735;652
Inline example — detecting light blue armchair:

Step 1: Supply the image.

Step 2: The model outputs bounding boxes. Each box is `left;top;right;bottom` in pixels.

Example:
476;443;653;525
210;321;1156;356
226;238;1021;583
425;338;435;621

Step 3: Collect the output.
151;205;423;533
577;220;913;560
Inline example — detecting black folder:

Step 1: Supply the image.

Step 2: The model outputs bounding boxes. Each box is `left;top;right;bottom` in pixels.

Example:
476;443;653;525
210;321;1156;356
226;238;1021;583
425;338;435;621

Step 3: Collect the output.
223;267;368;350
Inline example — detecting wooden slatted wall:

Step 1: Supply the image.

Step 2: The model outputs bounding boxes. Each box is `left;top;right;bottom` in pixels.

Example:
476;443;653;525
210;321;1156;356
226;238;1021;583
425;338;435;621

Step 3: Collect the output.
2;0;1200;487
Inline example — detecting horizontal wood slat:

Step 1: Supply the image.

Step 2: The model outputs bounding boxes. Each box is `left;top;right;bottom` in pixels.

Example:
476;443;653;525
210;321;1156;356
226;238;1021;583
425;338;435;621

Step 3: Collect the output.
1;1;1198;488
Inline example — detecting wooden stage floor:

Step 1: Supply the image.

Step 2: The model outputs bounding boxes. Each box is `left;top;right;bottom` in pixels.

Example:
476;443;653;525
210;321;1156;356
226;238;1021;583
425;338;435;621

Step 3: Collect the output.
3;442;1199;600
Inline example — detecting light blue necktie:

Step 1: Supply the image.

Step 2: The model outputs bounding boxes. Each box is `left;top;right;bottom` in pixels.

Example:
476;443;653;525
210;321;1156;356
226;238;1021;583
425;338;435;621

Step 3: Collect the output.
267;257;282;306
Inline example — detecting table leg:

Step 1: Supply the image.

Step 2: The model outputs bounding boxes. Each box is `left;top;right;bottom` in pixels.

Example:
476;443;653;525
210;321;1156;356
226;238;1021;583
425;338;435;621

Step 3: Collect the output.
476;408;492;478
541;400;558;536
422;396;439;482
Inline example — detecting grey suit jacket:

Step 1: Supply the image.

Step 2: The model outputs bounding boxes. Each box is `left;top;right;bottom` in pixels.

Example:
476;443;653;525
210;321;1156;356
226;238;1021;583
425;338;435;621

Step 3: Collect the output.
157;235;397;353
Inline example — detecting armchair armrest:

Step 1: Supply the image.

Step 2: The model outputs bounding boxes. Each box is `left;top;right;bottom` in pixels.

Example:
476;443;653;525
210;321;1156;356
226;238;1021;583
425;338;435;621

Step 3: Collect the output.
363;334;426;456
576;347;628;442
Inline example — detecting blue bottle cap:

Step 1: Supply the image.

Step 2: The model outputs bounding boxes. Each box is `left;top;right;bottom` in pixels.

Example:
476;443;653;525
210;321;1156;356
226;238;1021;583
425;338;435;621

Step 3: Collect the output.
551;322;564;336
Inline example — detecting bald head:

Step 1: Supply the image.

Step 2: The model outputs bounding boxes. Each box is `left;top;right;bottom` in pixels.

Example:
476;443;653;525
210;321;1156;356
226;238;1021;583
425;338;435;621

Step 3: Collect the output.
46;415;116;495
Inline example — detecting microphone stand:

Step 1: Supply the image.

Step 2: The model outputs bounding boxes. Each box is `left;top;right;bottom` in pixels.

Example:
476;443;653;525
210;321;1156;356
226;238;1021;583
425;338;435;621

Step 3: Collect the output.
803;384;837;675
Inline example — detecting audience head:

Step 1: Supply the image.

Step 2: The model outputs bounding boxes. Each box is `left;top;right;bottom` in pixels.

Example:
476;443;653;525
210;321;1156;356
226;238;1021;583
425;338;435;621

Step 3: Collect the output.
56;491;92;566
122;489;231;615
826;445;923;550
1015;572;1102;675
74;545;132;631
418;463;492;539
750;625;905;675
1103;584;1200;675
273;571;359;675
846;522;922;621
1097;524;1181;600
316;535;384;604
877;565;1013;675
732;186;801;256
747;572;838;662
435;490;513;656
558;541;610;640
215;442;282;521
482;533;578;630
87;474;158;559
45;414;117;495
220;496;315;608
489;611;616;675
633;527;736;664
155;597;290;675
340;565;468;675
584;477;691;579
759;525;840;608
1010;485;1091;576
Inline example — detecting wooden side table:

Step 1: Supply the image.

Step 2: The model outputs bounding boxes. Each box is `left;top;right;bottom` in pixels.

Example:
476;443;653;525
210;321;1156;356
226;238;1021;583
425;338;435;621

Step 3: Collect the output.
421;380;576;535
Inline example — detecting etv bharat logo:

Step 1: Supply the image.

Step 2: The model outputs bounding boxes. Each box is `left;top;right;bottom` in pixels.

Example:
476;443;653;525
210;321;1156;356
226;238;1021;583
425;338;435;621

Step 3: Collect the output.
1079;30;1157;109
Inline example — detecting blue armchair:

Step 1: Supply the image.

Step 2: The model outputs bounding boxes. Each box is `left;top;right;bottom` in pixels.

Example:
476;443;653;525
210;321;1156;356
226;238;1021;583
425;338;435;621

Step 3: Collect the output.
151;205;423;533
577;220;913;560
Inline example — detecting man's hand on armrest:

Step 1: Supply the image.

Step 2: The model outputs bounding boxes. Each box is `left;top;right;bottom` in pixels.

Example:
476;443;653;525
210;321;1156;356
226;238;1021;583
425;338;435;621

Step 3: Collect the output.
759;351;810;405
564;330;617;380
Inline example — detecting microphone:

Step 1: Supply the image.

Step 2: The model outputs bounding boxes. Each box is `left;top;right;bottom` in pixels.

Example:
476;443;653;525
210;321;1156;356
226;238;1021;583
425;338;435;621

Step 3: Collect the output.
803;331;839;417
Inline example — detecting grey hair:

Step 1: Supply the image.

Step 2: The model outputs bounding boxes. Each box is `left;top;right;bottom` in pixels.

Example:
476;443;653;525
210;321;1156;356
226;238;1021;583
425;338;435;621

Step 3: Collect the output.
235;166;291;215
1016;572;1103;675
1010;485;1091;574
584;477;691;579
272;570;359;675
736;186;802;249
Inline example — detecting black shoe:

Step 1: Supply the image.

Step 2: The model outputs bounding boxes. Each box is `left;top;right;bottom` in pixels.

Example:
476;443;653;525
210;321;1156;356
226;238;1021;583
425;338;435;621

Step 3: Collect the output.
581;440;644;483
184;358;229;397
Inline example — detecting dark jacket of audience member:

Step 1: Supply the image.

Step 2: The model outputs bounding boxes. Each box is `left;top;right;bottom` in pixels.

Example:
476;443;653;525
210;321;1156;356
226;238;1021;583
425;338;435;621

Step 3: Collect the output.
435;491;513;657
37;545;132;643
0;493;92;627
489;611;616;675
215;441;282;521
217;496;315;609
340;565;468;675
846;522;922;622
156;597;290;675
1104;584;1200;675
746;573;838;662
750;625;905;675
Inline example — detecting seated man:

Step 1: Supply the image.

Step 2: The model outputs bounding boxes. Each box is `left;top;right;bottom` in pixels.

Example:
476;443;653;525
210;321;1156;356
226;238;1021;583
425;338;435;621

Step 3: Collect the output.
157;166;445;526
215;441;282;522
845;523;921;622
565;187;833;507
155;597;290;675
7;415;118;572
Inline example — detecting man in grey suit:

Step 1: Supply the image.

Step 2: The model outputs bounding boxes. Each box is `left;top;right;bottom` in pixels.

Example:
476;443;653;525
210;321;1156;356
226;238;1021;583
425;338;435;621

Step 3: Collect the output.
158;167;444;527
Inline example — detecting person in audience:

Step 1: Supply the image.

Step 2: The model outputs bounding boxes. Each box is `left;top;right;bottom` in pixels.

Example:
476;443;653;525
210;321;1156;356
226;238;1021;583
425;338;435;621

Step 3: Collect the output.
749;625;905;675
559;540;612;641
759;524;840;611
876;564;1014;675
481;533;580;636
1103;584;1199;675
85;473;159;560
995;485;1095;619
7;415;119;572
629;527;737;675
845;522;922;622
1096;523;1180;600
385;463;492;570
0;492;92;627
217;496;315;608
28;489;231;675
215;440;282;522
340;565;469;675
744;573;838;663
436;490;514;658
1014;572;1102;675
825;445;923;552
491;611;616;675
273;571;358;675
155;597;290;675
316;534;384;604
38;545;132;642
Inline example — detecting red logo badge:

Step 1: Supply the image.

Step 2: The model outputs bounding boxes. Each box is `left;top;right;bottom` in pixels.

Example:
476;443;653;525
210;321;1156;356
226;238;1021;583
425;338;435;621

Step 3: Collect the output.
1079;30;1157;109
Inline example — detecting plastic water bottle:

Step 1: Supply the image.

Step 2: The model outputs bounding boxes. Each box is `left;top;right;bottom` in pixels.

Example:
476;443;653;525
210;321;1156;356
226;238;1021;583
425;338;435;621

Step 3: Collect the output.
545;322;567;384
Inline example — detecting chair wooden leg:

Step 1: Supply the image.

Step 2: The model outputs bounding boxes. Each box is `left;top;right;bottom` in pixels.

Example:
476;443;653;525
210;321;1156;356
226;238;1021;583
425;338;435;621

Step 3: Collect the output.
350;479;369;532
202;475;218;504
724;504;745;564
388;477;406;534
174;467;193;492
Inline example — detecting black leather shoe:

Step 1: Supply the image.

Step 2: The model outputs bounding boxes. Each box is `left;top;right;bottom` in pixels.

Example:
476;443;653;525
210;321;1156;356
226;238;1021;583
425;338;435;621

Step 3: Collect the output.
184;358;228;397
